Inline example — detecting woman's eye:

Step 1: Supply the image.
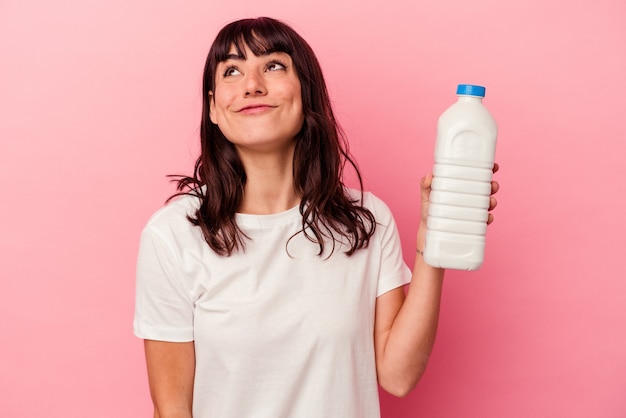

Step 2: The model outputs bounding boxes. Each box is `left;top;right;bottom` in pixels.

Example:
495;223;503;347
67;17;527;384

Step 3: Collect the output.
223;67;241;77
266;61;286;72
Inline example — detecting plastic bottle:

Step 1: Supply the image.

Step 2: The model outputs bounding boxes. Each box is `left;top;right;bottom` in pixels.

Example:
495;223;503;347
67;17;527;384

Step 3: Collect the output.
424;84;497;270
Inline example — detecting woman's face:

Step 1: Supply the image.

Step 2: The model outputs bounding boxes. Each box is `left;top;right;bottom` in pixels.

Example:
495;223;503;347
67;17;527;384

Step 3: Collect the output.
209;44;304;155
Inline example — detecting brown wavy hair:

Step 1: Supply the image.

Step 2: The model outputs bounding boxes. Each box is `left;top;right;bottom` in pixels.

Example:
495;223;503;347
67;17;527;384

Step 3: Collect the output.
170;17;375;256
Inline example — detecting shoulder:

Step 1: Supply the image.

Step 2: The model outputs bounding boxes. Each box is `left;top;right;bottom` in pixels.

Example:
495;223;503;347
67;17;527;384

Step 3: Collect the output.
137;193;206;265
345;187;394;224
141;193;202;239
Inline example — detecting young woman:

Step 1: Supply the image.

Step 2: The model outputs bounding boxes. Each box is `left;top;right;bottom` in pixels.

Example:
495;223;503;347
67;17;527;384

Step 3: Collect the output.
134;17;499;418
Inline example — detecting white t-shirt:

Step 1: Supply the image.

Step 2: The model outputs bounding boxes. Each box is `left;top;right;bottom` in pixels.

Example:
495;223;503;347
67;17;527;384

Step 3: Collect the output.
134;190;412;418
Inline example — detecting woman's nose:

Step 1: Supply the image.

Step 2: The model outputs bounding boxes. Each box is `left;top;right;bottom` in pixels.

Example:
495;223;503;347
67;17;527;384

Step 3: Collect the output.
244;71;266;96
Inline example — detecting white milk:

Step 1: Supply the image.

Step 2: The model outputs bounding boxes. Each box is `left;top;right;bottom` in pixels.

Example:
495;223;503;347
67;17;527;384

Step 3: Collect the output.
424;84;497;270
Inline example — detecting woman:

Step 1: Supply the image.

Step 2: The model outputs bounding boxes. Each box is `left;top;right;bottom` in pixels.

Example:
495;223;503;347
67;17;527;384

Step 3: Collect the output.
134;17;498;418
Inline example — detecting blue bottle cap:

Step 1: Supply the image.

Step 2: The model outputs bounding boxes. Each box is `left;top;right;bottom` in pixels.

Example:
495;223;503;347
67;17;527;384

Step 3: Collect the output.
456;84;486;97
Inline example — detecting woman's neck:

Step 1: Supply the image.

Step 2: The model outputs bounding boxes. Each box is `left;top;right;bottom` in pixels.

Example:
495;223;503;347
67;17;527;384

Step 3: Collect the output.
237;146;300;215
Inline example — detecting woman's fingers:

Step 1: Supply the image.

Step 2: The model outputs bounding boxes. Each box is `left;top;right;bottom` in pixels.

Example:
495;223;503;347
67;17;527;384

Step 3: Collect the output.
491;180;500;195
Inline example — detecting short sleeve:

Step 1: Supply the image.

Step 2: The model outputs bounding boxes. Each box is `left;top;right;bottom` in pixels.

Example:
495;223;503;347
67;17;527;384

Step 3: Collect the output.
369;195;412;297
133;225;194;342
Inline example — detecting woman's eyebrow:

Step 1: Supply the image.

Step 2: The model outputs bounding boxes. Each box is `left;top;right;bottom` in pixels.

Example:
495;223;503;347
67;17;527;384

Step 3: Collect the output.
224;51;285;62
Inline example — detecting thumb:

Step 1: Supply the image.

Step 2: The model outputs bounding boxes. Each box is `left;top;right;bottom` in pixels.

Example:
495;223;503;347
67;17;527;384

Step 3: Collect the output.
420;172;433;194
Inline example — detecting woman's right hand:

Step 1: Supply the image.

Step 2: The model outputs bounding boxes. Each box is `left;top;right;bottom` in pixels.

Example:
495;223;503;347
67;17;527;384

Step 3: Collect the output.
419;163;500;226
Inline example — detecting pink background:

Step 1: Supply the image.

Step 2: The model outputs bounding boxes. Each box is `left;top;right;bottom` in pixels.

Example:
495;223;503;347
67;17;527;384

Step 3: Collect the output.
1;0;625;416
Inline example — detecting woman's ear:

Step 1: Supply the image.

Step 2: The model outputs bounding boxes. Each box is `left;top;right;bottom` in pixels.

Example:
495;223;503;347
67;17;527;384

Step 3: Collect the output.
208;91;217;125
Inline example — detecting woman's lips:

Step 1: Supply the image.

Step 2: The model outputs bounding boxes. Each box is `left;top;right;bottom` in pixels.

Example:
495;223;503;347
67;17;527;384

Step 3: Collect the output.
238;104;274;114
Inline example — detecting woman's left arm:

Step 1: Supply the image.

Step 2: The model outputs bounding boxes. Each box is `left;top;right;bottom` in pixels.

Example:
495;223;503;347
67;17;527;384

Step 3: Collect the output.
374;166;499;397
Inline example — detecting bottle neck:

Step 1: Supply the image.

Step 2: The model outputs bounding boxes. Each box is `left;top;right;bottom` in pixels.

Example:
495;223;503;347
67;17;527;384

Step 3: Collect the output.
457;95;483;102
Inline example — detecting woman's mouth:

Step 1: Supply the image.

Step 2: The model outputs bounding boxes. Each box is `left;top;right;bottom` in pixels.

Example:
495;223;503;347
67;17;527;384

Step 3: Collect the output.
238;104;274;114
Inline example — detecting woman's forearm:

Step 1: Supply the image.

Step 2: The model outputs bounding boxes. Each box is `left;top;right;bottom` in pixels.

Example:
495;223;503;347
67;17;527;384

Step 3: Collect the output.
376;224;445;397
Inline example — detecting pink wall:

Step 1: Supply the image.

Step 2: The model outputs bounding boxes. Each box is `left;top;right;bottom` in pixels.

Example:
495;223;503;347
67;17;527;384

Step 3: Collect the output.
1;0;625;416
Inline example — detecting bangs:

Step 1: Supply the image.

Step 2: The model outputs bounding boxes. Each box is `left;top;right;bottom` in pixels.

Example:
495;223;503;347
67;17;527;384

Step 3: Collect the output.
212;18;295;61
